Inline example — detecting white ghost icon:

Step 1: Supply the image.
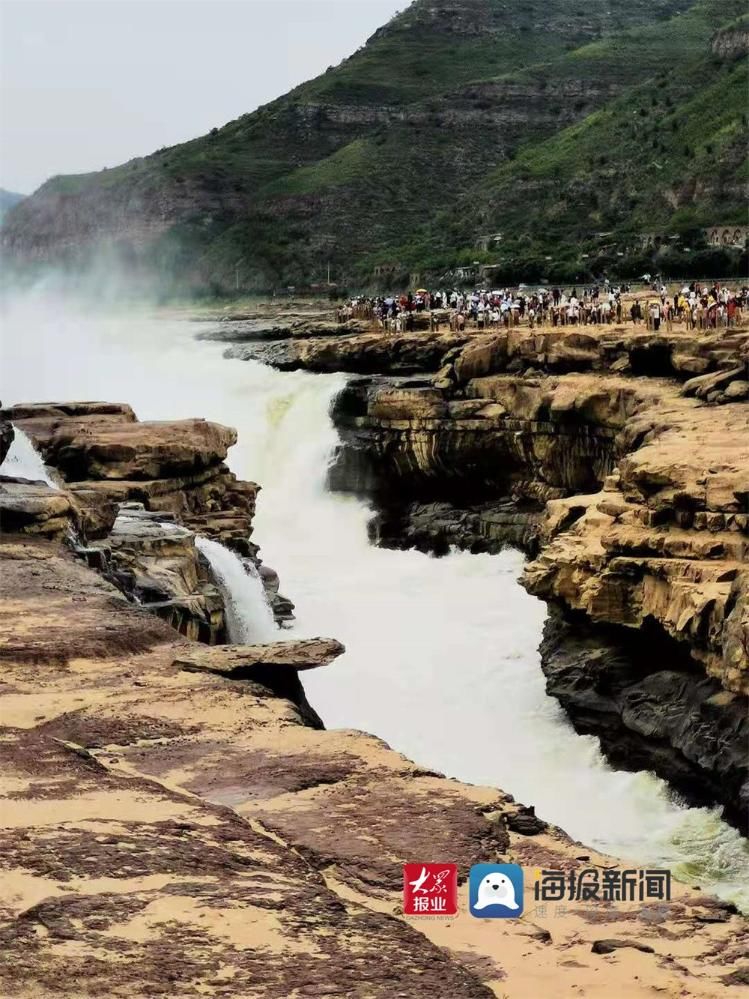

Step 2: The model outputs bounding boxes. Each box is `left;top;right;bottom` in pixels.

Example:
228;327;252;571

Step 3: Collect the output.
474;871;519;910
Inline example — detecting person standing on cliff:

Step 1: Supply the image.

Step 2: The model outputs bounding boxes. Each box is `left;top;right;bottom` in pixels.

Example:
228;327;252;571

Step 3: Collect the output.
649;300;662;332
663;299;673;332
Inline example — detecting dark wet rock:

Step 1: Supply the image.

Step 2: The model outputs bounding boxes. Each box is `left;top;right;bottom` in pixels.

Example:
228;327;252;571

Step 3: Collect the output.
198;317;368;342
368;499;542;556
591;939;655;955
538;609;749;832
506;805;547;836
0;414;13;467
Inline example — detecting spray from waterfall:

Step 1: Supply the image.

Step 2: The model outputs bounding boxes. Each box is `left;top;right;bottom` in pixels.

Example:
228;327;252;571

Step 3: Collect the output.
195;536;277;644
3;428;58;486
2;293;747;912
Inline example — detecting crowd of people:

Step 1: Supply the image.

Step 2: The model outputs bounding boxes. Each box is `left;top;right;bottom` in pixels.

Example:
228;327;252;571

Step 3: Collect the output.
337;282;749;334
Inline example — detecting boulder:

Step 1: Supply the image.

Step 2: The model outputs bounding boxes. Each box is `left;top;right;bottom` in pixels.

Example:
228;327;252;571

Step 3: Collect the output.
34;419;237;481
174;637;345;676
0;476;74;539
682;367;745;400
725;379;749;400
453;334;508;383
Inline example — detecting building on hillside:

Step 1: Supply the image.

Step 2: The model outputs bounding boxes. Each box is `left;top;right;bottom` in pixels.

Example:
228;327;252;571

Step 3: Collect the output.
703;226;749;248
475;233;503;251
454;266;478;282
373;263;402;278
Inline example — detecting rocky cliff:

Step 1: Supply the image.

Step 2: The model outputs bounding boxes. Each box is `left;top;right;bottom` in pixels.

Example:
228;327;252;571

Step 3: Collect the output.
233;319;749;828
1;517;747;996
0;401;292;640
4;395;747;995
3;0;745;289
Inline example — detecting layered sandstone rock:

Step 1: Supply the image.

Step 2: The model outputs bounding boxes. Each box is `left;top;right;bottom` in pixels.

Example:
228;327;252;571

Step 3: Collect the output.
1;534;745;997
2;402;260;552
297;325;749;824
0;473;118;543
0;477;76;539
521;391;749;828
197;315;369;343
0;401;289;638
330;372;625;511
231;323;749;389
225;329;469;374
85;504;229;644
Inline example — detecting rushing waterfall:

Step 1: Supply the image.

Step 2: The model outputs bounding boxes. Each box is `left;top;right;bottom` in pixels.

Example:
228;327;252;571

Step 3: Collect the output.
2;291;748;912
196;535;277;644
4;427;57;486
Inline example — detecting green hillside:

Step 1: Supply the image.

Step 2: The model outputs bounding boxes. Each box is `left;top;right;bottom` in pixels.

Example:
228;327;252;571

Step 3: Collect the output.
2;0;746;292
390;0;748;282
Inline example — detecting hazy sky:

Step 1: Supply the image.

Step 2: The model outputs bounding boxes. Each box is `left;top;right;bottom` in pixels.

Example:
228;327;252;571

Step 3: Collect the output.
0;0;404;194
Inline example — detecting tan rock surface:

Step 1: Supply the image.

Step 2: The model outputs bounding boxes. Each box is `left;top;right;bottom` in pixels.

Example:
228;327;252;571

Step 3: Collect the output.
0;400;295;640
1;535;747;997
1;401;259;555
225;329;469;374
0;476;76;539
175;637;346;676
325;326;749;825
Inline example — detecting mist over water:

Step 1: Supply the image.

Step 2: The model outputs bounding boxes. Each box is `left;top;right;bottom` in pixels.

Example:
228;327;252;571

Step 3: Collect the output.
2;289;747;910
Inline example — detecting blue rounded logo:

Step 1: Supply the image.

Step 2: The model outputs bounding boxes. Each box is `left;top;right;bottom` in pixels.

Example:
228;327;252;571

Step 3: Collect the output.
469;864;524;918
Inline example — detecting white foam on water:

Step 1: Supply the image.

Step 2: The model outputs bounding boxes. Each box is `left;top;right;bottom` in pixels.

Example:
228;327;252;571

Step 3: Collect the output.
3;427;58;486
195;535;277;644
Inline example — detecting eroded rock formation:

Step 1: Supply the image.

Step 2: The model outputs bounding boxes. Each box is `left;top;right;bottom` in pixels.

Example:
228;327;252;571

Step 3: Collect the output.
2;402;259;552
1;534;746;997
0;401;291;639
224;329;470;374
265;323;749;826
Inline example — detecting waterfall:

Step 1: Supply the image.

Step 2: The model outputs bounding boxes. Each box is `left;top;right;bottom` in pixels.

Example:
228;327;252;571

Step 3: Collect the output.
3;427;57;487
2;292;747;912
195;535;277;644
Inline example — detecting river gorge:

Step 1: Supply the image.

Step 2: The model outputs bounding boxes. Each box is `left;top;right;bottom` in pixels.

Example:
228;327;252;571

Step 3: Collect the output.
2;290;747;924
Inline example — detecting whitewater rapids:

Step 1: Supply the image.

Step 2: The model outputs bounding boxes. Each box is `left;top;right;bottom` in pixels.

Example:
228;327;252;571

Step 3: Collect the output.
195;535;277;644
2;292;747;911
4;426;58;486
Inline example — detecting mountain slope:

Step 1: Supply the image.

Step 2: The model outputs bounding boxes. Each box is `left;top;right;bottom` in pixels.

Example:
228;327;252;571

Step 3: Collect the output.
0;189;25;224
2;0;745;291
391;2;748;281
